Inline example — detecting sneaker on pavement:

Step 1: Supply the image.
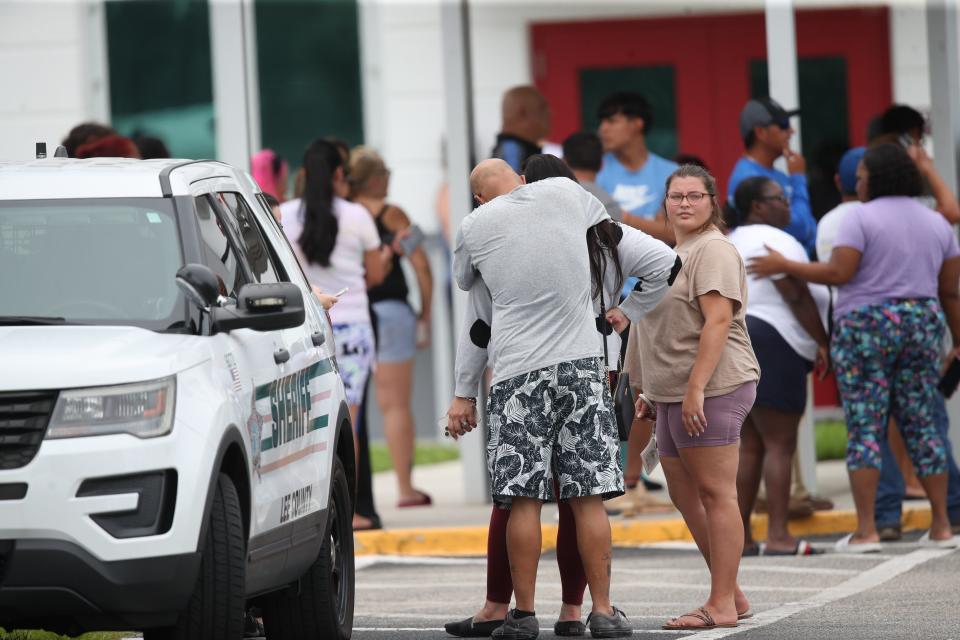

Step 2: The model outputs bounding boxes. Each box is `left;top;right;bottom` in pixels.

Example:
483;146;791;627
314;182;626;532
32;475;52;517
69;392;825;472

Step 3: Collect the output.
586;606;632;638
491;609;539;640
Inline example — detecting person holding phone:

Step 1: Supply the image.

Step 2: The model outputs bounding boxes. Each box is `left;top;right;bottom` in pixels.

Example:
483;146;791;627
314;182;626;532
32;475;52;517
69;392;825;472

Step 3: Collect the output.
349;146;434;508
747;143;960;551
727;177;830;557
279;139;394;530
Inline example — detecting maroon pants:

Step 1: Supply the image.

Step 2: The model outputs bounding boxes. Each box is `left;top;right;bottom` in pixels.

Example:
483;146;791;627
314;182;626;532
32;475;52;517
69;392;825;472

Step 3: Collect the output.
486;481;587;606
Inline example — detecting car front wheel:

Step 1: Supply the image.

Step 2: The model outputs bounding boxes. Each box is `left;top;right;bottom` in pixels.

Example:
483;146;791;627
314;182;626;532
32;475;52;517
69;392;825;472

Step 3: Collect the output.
145;473;245;640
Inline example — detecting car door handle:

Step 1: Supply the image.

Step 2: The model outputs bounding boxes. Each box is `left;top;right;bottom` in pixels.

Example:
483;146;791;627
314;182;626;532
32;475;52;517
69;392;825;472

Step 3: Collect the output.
273;349;290;364
311;331;325;347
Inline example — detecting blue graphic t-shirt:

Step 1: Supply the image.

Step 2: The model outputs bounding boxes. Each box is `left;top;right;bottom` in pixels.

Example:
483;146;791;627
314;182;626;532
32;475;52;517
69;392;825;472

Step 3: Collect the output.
597;152;678;219
727;156;816;254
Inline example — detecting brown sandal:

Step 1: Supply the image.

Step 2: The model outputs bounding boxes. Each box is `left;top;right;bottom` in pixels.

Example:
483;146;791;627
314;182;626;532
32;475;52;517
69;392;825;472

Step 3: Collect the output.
662;607;738;630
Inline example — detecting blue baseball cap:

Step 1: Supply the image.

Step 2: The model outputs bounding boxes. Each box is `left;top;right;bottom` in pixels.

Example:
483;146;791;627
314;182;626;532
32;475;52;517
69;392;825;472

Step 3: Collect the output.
837;147;866;194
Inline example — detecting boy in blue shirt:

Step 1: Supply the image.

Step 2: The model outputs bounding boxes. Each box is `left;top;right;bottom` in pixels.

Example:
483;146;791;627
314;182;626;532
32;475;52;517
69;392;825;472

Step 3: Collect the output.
596;92;677;244
727;98;816;254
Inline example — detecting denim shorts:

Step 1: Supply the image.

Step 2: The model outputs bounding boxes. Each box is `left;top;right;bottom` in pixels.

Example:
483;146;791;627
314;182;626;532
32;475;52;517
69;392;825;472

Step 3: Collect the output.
372;300;416;363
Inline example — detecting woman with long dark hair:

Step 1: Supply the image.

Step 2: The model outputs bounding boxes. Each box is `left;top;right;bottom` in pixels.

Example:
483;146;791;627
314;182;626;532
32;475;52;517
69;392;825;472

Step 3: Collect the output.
748;143;960;551
279;139;395;529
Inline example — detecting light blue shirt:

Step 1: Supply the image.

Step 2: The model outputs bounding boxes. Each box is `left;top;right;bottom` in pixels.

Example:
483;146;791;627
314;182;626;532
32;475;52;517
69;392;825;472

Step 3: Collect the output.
727;157;816;254
597;152;678;219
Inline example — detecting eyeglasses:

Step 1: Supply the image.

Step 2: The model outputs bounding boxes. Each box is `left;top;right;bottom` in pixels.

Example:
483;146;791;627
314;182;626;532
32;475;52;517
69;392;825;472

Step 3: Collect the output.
666;191;713;205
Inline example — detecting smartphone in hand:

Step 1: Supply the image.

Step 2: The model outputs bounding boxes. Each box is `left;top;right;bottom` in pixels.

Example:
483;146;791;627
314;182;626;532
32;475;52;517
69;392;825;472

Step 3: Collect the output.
398;225;425;256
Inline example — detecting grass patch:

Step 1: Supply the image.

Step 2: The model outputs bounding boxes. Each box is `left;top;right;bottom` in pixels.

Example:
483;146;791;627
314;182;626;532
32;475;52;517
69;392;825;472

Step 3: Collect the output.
0;632;131;640
815;420;847;461
370;441;459;473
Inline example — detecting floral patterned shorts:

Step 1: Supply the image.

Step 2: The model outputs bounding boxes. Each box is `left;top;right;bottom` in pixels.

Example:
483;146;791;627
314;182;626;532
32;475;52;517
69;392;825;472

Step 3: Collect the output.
332;322;375;407
486;357;623;507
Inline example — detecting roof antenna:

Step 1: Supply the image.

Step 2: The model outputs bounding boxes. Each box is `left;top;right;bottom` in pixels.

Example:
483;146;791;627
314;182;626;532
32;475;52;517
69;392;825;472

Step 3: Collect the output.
35;142;47;159
53;145;68;158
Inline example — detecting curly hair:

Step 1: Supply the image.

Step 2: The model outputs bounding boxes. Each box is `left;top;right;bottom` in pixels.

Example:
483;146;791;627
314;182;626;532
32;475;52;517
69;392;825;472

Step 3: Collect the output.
862;143;922;200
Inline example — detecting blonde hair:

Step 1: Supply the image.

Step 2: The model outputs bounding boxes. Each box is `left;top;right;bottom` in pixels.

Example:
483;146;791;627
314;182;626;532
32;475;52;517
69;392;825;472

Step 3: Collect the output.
663;164;725;233
348;145;389;196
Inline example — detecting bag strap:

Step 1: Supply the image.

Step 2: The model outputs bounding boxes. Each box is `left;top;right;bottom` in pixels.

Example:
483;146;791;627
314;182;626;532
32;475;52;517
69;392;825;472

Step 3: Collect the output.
600;283;610;370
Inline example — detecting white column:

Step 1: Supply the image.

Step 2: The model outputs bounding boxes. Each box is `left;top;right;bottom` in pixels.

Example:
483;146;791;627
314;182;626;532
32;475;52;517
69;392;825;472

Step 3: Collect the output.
209;0;261;169
441;0;487;504
928;0;960;463
765;0;802;152
766;0;817;493
82;0;111;126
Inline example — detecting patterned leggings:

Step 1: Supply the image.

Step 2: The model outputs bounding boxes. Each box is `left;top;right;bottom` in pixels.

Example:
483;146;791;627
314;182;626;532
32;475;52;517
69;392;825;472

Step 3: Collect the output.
832;298;948;477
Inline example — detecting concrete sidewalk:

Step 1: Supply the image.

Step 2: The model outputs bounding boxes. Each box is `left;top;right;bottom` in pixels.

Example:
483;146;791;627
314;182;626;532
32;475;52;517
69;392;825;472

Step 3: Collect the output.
354;458;933;556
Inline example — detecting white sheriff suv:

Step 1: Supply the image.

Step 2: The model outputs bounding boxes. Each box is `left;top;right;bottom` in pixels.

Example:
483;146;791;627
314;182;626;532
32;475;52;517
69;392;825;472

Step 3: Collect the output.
0;157;356;639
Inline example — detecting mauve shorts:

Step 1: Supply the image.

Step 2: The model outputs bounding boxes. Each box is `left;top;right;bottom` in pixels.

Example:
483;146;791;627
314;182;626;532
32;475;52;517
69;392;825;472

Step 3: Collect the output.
656;381;757;457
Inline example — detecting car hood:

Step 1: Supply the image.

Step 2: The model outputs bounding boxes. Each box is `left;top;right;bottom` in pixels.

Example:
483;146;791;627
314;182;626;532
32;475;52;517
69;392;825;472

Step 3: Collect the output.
0;326;211;391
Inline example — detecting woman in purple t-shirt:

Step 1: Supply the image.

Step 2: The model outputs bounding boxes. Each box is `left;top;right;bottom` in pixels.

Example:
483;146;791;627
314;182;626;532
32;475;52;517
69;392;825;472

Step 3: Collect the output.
748;143;960;551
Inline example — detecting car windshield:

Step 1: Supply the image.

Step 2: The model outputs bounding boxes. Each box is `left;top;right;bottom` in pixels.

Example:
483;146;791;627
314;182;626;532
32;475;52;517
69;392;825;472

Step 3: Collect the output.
0;198;185;331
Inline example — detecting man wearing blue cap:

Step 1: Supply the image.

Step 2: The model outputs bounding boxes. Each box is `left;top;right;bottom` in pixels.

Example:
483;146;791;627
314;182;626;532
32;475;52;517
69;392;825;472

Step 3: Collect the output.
815;146;865;262
727;98;816;254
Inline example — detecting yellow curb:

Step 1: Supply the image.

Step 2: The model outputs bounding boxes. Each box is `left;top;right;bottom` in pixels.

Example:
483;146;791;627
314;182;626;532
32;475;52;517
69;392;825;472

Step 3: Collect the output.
354;506;933;556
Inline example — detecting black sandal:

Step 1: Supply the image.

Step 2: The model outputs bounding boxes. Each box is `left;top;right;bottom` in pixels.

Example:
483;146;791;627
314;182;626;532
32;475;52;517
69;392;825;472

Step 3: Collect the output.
554;619;586;636
444;616;503;637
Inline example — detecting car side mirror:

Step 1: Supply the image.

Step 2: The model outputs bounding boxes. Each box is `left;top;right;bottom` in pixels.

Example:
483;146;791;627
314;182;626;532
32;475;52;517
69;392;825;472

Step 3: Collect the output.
211;282;305;333
176;264;221;309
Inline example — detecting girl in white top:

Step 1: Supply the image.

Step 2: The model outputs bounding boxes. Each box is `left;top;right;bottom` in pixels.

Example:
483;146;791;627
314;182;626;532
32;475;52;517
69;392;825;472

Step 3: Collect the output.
279;140;394;530
727;176;829;557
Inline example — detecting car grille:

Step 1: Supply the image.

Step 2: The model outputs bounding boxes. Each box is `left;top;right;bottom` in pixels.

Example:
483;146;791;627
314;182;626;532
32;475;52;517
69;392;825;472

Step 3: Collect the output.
0;390;58;470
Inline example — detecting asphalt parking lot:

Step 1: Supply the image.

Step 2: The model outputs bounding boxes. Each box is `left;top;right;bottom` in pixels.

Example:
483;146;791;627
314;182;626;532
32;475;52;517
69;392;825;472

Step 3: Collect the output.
351;533;959;639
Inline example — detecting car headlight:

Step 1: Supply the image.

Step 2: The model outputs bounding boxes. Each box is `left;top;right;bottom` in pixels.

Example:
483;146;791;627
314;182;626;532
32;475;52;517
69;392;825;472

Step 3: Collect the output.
47;377;176;439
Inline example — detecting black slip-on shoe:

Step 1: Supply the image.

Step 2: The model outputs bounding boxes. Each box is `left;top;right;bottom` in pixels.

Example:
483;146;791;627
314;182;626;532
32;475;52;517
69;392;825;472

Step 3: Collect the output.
491;609;539;640
444;616;504;638
586;606;632;638
554;619;586;636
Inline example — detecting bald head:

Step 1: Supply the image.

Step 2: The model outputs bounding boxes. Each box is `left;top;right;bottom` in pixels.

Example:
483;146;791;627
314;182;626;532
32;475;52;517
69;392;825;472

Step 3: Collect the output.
470;159;522;205
501;85;551;143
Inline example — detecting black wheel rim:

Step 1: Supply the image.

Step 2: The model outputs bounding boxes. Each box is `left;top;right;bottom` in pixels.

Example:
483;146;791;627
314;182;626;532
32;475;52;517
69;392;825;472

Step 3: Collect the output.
331;490;351;625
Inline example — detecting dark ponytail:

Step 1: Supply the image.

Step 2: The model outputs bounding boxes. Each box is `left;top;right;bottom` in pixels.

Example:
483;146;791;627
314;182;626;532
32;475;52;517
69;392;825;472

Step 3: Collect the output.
588;220;624;299
298;139;344;267
521;153;623;298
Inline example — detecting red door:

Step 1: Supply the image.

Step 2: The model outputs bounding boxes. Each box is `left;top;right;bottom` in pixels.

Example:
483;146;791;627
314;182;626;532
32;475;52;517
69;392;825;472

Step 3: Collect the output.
531;7;891;199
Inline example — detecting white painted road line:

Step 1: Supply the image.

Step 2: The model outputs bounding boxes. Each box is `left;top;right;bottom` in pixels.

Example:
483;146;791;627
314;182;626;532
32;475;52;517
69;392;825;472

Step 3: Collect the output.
358;579;820;592
356;555;488;570
353;628;688;634
354;611;676;621
737;564;860;576
691;548;957;639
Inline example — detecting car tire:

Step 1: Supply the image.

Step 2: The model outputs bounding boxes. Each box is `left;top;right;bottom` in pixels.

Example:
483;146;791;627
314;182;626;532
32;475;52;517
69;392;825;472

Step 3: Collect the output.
145;473;245;640
263;456;355;640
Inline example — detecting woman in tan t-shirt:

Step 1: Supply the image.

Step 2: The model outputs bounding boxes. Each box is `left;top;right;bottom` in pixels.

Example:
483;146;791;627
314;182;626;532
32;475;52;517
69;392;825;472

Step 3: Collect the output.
624;164;760;631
